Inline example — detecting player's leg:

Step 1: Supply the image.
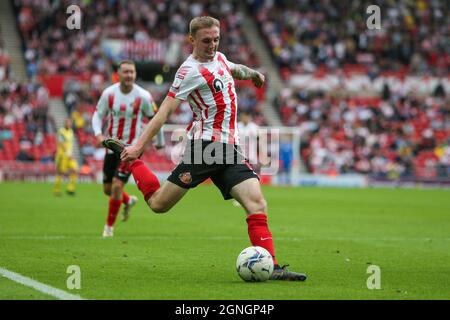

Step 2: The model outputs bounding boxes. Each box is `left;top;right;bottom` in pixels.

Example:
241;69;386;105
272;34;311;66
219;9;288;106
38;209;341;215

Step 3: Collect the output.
53;173;63;196
209;145;278;264
103;182;132;208
210;159;276;262
220;160;306;281
53;155;65;196
101;139;178;213
103;182;112;196
102;153;122;237
103;177;125;235
54;170;63;196
66;158;78;195
230;178;306;281
129;159;188;213
147;180;188;213
229;177;267;214
229;178;276;262
115;161;137;222
102;138;199;213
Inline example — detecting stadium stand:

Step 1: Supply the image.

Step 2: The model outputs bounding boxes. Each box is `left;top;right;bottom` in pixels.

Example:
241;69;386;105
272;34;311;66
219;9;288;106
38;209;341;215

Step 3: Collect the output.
15;0;261;75
275;88;449;179
0;79;56;162
251;0;449;79
1;0;448;184
0;26;57;182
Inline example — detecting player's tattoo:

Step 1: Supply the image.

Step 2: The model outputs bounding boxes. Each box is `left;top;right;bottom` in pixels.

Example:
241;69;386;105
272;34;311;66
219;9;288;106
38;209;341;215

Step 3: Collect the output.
231;64;258;80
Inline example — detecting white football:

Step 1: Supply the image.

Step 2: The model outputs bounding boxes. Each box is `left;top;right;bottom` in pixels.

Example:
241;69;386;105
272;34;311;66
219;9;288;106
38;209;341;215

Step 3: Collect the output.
236;246;274;282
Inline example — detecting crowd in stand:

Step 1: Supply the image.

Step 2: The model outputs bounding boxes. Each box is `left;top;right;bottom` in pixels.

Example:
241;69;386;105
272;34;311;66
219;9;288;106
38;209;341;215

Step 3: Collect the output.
1;19;55;162
275;87;449;178
0;78;55;162
15;0;260;79
251;0;449;79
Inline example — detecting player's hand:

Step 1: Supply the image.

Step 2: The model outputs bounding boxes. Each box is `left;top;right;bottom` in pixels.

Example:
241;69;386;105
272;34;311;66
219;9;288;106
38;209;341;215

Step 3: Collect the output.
121;145;143;162
251;72;265;88
96;134;106;148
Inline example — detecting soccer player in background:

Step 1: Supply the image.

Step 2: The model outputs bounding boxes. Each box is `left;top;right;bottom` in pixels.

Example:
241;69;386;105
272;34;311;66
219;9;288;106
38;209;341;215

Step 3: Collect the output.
238;111;261;171
105;17;306;280
92;60;164;237
279;134;294;185
54;118;78;196
234;111;260;207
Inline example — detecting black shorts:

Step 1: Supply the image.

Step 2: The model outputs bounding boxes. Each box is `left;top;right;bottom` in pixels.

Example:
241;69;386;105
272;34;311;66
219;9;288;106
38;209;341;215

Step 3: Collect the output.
167;140;259;200
103;151;132;184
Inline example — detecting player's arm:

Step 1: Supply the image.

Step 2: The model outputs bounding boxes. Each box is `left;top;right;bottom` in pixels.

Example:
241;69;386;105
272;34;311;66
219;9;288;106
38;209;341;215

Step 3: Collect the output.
92;111;105;147
92;90;110;147
230;64;265;88
121;96;181;161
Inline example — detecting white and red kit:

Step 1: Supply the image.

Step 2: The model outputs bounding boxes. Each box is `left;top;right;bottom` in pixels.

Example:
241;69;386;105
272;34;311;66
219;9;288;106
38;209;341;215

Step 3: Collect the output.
93;83;158;145
130;53;283;268
168;52;240;145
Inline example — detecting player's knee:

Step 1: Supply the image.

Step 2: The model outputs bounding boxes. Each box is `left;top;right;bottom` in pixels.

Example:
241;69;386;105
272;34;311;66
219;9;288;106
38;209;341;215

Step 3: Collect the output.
149;201;169;214
110;184;122;200
147;196;169;214
249;196;267;214
257;197;267;213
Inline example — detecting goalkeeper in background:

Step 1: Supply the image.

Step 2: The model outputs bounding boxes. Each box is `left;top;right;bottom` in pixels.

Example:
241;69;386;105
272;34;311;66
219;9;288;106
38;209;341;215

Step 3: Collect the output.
54;118;78;196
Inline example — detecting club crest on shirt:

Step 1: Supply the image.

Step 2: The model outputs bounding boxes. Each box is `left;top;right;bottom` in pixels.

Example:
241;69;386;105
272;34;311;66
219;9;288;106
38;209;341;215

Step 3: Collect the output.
179;172;192;184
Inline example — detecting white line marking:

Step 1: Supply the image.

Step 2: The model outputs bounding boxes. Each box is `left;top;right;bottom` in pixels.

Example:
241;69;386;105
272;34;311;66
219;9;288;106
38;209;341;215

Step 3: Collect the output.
0;267;86;300
2;235;450;241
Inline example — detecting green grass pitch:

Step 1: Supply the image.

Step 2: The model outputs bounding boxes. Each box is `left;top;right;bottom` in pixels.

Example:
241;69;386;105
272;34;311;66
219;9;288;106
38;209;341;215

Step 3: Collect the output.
0;182;449;299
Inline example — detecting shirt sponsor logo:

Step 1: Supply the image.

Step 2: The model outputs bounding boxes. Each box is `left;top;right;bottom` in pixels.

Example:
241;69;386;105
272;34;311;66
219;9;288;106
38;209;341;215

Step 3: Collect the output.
213;78;224;93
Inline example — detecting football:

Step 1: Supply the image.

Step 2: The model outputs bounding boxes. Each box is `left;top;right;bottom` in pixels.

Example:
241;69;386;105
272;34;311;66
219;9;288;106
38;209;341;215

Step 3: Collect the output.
236;246;274;282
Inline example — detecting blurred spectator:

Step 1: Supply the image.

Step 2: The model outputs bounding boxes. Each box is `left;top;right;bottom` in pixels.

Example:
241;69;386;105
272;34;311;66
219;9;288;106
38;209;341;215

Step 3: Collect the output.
16;143;34;161
0;27;11;81
79;160;93;176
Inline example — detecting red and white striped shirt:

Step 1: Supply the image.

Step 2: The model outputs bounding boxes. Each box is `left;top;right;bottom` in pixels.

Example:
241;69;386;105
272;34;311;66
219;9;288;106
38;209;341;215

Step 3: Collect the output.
168;52;239;145
96;83;157;145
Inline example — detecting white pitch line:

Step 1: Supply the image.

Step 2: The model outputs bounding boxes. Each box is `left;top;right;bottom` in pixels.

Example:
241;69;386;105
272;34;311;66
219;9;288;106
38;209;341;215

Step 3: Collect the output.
2;235;450;241
0;267;86;300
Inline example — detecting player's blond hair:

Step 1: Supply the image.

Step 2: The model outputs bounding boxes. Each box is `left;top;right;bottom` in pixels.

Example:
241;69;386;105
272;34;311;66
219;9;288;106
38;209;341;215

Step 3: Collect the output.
189;16;220;37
